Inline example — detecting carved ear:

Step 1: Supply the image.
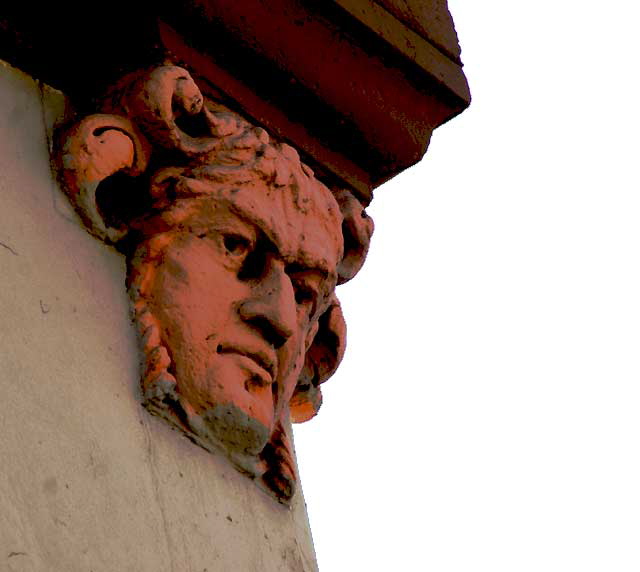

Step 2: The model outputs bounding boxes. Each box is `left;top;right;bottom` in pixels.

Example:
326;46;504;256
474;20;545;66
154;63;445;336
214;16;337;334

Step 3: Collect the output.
334;189;375;284
59;114;150;243
290;297;347;423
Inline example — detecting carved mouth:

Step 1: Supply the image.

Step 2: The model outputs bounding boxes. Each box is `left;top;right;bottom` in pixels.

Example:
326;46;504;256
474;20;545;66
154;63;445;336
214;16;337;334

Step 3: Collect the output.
216;343;277;382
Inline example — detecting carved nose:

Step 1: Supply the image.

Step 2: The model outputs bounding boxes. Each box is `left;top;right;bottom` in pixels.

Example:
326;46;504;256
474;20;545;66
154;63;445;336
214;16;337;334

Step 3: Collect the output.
238;257;296;350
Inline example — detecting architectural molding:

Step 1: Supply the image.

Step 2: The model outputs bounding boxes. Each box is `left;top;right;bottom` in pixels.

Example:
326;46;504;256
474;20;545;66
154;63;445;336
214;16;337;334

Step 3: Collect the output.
1;1;470;199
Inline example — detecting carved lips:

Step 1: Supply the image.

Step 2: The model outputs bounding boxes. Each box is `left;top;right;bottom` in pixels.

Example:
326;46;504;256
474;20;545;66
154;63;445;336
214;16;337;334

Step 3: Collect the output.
216;343;277;386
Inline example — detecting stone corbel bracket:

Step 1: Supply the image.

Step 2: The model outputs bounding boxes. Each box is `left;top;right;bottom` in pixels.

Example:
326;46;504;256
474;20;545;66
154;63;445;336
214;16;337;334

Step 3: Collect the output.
57;65;374;503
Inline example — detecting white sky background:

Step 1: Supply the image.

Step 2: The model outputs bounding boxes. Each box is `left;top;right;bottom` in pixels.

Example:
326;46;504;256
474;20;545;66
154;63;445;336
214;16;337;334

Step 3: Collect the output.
294;1;640;570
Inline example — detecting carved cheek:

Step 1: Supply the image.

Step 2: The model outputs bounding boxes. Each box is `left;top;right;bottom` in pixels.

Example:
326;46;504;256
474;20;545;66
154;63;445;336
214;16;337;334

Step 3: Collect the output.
274;319;316;407
304;320;320;352
150;242;249;349
278;323;314;406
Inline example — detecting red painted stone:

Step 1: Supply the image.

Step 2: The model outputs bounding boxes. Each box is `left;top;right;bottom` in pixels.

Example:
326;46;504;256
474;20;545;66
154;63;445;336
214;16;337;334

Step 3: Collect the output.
58;66;372;502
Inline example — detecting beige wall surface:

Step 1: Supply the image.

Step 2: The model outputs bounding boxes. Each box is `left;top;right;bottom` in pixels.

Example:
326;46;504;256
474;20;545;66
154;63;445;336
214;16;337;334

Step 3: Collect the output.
0;60;317;572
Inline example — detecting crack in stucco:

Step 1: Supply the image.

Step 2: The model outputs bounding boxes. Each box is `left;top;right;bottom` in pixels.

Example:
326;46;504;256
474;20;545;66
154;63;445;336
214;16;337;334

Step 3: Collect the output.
7;551;27;558
0;241;18;256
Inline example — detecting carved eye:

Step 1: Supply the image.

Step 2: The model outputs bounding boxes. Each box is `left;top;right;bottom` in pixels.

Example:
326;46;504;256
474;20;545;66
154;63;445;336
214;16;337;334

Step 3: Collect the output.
223;233;251;257
294;284;314;306
287;265;323;316
292;281;318;317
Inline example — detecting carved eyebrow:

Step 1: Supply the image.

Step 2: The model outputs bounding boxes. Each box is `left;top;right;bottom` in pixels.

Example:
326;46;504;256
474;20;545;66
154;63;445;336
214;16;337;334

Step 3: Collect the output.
224;204;336;278
215;219;257;237
186;212;258;243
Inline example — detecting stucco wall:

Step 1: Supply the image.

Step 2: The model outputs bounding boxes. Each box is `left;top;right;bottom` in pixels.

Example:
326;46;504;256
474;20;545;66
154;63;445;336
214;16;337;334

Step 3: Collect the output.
0;60;317;572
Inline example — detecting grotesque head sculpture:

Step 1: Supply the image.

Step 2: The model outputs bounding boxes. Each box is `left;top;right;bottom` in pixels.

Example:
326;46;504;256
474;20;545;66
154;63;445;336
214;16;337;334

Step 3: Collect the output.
59;66;373;502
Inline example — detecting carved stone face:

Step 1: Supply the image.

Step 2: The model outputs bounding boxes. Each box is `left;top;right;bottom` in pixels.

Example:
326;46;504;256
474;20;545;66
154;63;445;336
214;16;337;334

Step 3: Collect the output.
58;65;372;501
140;182;342;458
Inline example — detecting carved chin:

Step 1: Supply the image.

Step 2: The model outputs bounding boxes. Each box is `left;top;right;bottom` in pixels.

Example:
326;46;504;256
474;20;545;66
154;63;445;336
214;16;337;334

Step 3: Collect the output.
188;403;271;457
142;376;270;475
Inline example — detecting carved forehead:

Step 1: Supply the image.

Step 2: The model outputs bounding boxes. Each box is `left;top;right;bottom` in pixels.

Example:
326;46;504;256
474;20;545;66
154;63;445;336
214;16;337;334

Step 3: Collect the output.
156;178;344;275
229;182;343;274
